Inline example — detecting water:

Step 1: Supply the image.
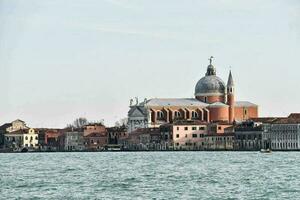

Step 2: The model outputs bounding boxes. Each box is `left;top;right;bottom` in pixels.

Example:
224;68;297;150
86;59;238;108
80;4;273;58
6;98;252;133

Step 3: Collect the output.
0;152;300;200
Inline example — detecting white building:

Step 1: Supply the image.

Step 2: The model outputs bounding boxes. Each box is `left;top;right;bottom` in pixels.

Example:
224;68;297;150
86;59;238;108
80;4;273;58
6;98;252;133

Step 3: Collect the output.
259;114;300;150
4;128;38;149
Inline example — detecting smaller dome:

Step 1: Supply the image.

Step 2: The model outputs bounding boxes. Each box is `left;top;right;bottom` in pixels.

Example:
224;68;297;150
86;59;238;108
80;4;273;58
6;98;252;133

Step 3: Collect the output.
208;102;229;108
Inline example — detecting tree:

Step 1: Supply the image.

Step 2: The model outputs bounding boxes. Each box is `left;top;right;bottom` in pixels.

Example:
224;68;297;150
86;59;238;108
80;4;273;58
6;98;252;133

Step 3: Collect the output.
114;118;128;127
67;117;88;129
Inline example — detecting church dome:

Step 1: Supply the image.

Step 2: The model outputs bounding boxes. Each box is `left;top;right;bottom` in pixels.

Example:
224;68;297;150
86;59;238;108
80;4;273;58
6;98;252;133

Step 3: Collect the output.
195;75;225;96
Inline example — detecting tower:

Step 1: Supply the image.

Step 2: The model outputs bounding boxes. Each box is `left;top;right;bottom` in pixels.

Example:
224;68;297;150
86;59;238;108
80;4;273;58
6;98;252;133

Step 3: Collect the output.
227;70;235;123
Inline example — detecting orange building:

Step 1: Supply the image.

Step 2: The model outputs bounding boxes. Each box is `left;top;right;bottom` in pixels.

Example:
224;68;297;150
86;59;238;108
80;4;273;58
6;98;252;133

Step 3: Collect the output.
128;57;258;132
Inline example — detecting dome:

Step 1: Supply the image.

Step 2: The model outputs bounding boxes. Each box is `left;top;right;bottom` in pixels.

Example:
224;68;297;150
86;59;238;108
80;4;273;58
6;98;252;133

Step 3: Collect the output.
195;75;226;96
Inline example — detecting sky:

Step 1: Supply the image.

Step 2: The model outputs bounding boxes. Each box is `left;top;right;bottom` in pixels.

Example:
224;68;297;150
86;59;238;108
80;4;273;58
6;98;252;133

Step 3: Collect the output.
0;0;300;128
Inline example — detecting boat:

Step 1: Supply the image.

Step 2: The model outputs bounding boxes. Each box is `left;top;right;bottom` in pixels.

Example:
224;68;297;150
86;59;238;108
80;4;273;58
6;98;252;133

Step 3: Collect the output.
260;148;272;153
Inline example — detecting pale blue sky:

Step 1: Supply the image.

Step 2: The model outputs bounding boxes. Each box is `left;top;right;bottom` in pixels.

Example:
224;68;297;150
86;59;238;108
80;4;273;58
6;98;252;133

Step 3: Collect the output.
0;0;299;128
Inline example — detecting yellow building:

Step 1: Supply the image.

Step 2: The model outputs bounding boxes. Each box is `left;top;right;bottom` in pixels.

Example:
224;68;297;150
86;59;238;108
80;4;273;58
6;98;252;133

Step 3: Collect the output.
4;128;38;149
23;128;39;149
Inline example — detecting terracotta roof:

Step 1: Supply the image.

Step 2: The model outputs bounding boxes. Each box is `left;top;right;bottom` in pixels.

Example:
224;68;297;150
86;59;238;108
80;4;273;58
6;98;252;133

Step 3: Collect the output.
143;98;208;107
272;118;300;124
234;101;257;107
250;117;283;123
288;113;300;119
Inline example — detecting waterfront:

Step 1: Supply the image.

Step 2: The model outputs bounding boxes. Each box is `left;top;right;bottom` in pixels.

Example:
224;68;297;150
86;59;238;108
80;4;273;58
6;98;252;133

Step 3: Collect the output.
1;152;300;199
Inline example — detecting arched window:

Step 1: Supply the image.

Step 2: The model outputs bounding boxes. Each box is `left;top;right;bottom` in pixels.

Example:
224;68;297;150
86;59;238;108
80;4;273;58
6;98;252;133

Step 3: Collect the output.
157;111;164;120
191;111;198;119
174;111;181;119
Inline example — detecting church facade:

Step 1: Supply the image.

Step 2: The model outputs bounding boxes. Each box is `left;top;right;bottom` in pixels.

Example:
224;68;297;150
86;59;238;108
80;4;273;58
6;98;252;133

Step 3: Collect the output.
127;57;258;133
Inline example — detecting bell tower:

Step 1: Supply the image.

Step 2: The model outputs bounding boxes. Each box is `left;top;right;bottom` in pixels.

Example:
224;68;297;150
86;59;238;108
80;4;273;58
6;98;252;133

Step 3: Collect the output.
227;70;235;123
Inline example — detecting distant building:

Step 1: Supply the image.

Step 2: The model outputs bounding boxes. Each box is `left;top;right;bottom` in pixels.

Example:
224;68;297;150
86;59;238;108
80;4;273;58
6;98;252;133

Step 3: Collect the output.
127;58;258;133
234;121;264;151
82;123;108;150
44;129;62;150
6;119;28;133
122;128;160;150
83;123;106;136
4;128;38;150
63;131;85;151
84;132;108;151
107;126;128;145
264;114;300;150
204;123;234;150
160;120;208;150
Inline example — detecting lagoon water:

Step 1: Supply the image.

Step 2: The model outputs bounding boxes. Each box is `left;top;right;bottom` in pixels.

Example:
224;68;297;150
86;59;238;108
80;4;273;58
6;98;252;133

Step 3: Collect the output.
0;152;300;199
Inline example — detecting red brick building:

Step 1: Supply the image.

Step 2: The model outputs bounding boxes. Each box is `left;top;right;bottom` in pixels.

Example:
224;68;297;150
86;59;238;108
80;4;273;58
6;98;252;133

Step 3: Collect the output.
83;123;108;151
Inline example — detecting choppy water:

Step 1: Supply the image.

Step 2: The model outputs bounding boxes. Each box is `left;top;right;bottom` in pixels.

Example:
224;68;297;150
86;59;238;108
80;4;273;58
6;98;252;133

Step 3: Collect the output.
0;152;300;199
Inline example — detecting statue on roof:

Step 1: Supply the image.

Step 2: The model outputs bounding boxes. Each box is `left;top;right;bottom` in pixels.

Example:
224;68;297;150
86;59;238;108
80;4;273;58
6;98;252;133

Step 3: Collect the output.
209;56;214;65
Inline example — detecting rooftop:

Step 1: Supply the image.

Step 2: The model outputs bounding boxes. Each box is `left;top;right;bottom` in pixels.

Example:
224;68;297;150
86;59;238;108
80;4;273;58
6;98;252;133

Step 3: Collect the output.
144;98;208;107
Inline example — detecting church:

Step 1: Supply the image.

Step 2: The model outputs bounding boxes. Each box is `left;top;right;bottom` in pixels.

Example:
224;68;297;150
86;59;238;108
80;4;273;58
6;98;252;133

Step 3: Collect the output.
127;57;258;133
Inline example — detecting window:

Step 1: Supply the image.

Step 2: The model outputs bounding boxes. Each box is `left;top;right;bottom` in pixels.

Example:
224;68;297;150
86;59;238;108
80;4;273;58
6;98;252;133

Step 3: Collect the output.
184;127;188;131
157;111;164;119
192;134;197;138
185;134;187;138
199;127;205;130
204;97;207;103
244;109;248;115
25;136;28;140
192;127;197;130
175;111;181;118
177;127;179;131
176;134;179;138
176;143;179;146
192;111;198;119
218;126;222;130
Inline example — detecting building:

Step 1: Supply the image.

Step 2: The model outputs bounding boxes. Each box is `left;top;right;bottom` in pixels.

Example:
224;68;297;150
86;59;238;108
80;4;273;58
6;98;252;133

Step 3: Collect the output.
128;57;258;133
160;120;208;150
6;119;28;133
82;123;108;150
63;131;85;151
107;125;128;145
204;133;235;150
122;128;160;150
234;121;264;151
263;114;300;150
84;132;108;151
204;123;234;150
4;128;38;150
44;129;62;150
83;123;106;136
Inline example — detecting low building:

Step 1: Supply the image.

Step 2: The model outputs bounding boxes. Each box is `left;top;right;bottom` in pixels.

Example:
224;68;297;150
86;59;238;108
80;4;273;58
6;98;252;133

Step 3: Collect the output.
84;132;108;151
6;119;29;133
265;114;300;150
107;126;128;145
204;132;234;150
204;122;234;150
44;129;62;150
83;123;106;136
123;128;160;150
63;131;85;151
234;121;264;151
160;120;208;150
4;128;38;150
